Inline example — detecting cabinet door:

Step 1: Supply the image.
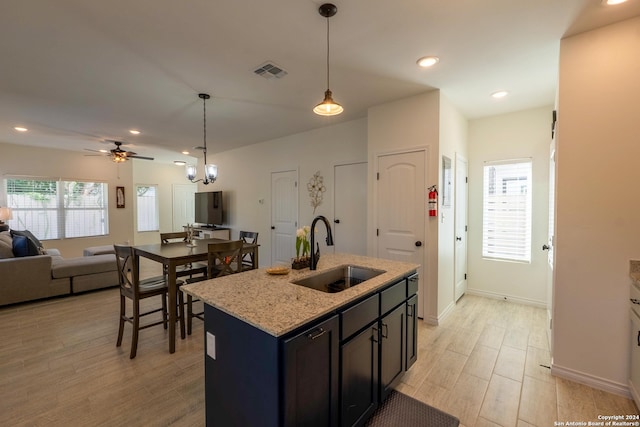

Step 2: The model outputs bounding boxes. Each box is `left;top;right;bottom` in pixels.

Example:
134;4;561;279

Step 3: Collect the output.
380;304;405;401
341;324;379;427
631;309;640;407
283;315;339;427
406;294;418;370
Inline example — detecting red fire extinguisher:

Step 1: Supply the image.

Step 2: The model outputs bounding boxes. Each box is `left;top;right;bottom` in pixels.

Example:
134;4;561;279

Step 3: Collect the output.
428;186;438;217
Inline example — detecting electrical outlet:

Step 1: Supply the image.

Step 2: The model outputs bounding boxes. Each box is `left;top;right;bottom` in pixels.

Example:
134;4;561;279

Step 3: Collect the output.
206;332;216;360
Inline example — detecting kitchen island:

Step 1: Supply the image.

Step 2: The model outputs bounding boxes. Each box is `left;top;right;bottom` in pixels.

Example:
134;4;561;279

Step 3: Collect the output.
182;253;419;427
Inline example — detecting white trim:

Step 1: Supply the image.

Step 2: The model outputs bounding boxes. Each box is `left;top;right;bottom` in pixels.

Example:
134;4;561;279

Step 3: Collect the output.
466;288;546;309
551;363;631;398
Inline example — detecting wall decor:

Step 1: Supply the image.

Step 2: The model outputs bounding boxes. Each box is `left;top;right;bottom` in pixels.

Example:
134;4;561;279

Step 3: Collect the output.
116;186;125;208
307;171;326;214
442;156;452;208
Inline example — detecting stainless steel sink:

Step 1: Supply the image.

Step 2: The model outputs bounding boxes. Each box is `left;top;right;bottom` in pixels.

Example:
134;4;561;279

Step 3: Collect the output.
291;265;386;293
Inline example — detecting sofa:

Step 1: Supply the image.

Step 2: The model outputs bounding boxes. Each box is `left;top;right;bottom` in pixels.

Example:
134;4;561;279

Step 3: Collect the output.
0;230;119;306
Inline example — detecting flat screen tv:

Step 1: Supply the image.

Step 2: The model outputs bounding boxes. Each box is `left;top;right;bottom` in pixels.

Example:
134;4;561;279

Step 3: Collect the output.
194;191;223;226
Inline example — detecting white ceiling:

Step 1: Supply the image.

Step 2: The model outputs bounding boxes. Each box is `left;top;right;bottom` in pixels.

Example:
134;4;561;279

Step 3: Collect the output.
1;0;639;163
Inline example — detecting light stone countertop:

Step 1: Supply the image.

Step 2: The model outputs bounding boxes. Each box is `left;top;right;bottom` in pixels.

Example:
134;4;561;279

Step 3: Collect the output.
181;253;419;337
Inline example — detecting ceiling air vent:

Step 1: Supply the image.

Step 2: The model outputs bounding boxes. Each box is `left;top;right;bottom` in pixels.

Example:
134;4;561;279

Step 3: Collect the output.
253;61;288;79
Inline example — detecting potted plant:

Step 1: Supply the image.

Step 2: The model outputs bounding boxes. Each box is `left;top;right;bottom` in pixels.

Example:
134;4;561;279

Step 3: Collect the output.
292;226;311;269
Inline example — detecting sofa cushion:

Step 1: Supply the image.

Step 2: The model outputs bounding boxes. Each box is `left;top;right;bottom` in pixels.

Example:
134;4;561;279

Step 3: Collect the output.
0;231;14;259
13;235;40;257
51;253;117;278
10;229;44;254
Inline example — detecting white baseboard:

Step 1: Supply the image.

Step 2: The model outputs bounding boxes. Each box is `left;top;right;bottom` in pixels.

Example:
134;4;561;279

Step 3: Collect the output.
423;300;456;326
466;288;547;309
552;363;631;398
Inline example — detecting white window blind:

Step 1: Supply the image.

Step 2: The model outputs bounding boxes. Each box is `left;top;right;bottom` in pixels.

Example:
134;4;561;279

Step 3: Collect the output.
5;178;109;240
482;159;532;262
136;185;159;232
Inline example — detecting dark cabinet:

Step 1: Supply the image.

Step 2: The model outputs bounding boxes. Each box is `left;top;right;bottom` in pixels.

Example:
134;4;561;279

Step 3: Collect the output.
283;315;340;427
380;303;405;401
406;294;418;370
340;324;379;427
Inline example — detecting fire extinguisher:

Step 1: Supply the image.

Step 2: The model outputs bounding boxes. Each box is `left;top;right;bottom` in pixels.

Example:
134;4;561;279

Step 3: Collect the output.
428;186;438;217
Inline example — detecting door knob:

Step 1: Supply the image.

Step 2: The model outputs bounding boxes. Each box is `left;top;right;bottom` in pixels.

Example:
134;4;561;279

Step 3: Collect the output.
456;237;462;241
542;244;550;251
415;241;422;247
271;226;275;230
334;219;340;224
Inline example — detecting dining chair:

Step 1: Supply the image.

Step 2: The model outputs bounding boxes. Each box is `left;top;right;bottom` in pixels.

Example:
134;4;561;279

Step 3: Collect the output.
160;232;207;279
114;244;184;359
185;240;244;335
238;231;259;270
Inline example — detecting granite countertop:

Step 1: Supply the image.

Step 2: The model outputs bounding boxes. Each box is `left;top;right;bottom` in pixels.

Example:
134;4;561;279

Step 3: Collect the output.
630;260;640;284
181;253;419;337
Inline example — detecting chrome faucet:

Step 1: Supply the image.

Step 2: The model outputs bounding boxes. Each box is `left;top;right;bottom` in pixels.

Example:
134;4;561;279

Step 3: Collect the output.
310;215;334;270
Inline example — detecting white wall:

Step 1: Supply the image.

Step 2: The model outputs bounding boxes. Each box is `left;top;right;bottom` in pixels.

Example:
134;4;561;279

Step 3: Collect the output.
438;94;469;317
194;118;368;266
0;142;133;257
553;17;640;394
467;106;551;306
367;90;441;322
132;160;193;245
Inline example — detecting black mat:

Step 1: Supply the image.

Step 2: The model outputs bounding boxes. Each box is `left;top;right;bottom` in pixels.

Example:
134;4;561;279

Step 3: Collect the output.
365;391;460;427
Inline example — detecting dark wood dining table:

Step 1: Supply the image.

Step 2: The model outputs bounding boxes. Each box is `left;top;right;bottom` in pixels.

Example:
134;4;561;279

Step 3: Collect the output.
133;238;259;353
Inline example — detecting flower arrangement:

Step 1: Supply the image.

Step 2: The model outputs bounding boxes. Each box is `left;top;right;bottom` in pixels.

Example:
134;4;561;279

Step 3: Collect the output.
293;225;311;269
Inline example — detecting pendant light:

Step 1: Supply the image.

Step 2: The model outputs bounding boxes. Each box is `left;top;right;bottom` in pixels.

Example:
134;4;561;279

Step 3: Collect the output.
313;3;343;116
186;93;218;184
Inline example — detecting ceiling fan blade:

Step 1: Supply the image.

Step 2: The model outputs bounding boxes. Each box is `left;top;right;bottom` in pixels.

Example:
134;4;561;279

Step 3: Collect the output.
84;148;108;154
129;155;154;161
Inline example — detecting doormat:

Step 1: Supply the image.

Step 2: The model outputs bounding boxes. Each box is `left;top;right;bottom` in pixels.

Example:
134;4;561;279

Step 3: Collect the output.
365;390;460;427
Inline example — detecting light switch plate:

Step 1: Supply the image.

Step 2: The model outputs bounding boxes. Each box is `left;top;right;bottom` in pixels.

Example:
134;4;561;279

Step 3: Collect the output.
206;332;216;360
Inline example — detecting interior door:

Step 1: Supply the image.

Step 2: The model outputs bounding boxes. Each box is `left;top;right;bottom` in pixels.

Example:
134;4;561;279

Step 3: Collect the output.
333;162;367;255
546;137;557;350
271;170;298;266
377;151;426;317
454;154;468;301
172;183;197;231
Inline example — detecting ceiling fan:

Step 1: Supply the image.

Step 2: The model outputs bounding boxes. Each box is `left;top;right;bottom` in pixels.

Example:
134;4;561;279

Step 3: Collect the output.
85;140;154;163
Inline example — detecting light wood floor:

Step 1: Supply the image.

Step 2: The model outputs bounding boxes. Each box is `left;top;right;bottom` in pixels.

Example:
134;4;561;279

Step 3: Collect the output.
0;279;637;426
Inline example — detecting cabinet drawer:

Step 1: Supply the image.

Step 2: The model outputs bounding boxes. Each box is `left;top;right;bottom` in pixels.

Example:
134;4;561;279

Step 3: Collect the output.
407;273;418;297
381;279;406;315
341;293;379;340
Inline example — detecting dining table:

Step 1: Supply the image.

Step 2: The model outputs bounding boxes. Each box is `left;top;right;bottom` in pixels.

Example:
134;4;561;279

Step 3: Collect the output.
133;238;259;353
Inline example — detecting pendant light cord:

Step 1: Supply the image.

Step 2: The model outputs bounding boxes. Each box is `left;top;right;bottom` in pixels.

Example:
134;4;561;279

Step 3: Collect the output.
202;95;208;164
326;17;331;90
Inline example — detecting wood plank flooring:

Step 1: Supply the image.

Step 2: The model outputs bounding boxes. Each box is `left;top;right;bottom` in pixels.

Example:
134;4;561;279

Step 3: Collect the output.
0;274;637;426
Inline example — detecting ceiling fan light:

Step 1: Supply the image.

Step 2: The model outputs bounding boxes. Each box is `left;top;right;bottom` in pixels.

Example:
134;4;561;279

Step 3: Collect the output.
186;164;197;181
314;90;343;116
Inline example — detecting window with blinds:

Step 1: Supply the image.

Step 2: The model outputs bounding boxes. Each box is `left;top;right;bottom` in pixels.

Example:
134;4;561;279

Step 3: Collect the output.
136;185;159;232
482;159;532;262
5;178;108;240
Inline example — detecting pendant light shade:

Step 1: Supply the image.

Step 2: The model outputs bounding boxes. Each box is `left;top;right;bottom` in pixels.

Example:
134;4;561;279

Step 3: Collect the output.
314;3;343;116
186;93;218;185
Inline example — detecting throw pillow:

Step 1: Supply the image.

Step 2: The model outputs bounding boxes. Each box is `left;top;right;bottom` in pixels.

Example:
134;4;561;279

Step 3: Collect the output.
12;234;40;257
10;229;45;254
0;231;13;259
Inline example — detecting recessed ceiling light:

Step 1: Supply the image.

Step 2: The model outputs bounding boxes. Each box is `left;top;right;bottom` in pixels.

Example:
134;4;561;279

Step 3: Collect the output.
174;161;186;166
491;90;509;99
602;0;627;5
129;129;140;135
14;126;28;132
416;56;439;68
182;151;190;155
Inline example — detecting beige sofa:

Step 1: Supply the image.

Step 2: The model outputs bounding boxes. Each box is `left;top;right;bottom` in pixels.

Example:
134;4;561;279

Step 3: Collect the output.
0;245;119;307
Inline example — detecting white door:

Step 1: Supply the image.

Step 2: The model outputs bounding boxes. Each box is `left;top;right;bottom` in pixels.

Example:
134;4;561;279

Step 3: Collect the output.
271;170;298;266
454;154;468;301
172;183;197;231
546;137;557;350
377;151;426;317
333;162;367;255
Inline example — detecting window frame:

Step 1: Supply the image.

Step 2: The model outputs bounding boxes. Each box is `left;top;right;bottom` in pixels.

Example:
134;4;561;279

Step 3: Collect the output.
481;159;533;263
